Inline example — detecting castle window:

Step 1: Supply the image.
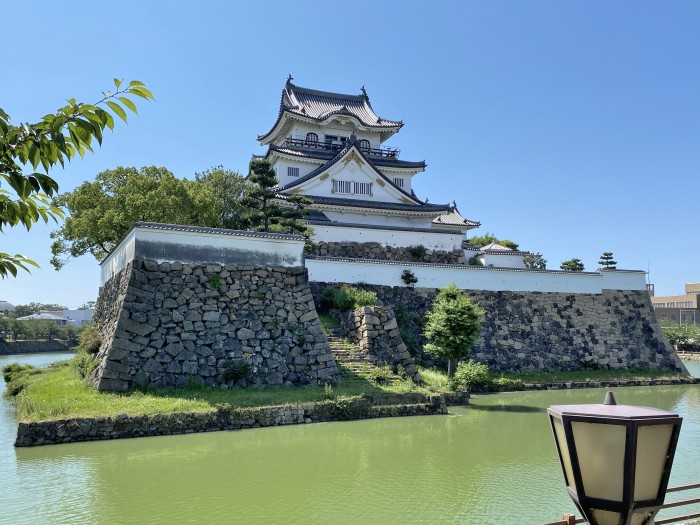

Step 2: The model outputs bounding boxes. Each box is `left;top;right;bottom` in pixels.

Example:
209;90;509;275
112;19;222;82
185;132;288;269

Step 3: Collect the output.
393;177;404;188
333;180;352;194
358;139;371;152
305;133;318;145
353;182;372;196
287;167;300;177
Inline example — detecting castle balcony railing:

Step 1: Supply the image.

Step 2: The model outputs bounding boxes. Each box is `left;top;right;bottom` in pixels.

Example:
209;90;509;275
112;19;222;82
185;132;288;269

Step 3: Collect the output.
281;137;400;159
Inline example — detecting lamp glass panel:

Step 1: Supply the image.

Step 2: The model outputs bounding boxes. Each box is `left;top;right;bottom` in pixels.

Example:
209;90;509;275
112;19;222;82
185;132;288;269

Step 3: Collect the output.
630;511;654;525
590;508;622;525
552;417;575;490
572;421;626;501
634;424;674;501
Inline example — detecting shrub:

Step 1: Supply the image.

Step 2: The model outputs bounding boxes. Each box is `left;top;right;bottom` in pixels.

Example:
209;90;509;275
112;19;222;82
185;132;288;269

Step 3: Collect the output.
401;269;418;287
449;360;491;391
76;325;102;354
368;365;394;384
490;377;525;391
320;285;377;311
468;257;483;266
2;363;38;397
72;352;98;379
408;245;426;261
223;360;250;383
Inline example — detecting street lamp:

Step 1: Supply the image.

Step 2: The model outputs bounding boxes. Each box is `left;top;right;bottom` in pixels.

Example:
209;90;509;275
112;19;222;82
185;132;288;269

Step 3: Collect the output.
548;392;682;525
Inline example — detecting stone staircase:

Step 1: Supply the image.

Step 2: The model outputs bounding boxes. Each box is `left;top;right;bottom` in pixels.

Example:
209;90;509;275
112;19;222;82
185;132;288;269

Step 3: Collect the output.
325;330;399;385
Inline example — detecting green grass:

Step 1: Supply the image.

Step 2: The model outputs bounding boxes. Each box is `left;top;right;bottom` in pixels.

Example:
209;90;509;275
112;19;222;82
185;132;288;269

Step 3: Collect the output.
4;357;688;423
4;357;447;423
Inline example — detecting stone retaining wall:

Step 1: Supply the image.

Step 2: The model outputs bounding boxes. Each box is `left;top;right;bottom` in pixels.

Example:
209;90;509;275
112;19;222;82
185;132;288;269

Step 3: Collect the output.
332;306;422;382
310;283;686;374
90;259;338;392
0;340;73;356
307;241;467;264
15;392;468;447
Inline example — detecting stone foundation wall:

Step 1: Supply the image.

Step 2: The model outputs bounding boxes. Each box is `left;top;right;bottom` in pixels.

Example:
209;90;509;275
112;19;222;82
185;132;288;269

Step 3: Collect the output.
15;392;464;447
310;283;686;373
307;241;467;264
90;259;338;392
333;306;422;382
0;340;74;355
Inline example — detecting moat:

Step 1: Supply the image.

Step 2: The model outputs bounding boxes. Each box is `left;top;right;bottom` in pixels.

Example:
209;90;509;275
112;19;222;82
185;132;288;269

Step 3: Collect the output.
3;352;700;525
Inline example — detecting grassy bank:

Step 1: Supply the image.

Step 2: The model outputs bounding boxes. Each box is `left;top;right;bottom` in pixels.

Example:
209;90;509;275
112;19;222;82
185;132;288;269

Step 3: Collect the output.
3;356;690;423
2;357;447;423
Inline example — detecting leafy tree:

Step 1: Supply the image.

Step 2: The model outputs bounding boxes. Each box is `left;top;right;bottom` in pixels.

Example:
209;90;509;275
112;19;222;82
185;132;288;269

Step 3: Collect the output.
242;158;313;236
423;283;484;378
467;233;519;251
598;252;617;269
78;301;96;310
50;167;202;269
523;252;547;270
190;167;249;230
560;258;585;272
9;302;67;318
0;79;153;277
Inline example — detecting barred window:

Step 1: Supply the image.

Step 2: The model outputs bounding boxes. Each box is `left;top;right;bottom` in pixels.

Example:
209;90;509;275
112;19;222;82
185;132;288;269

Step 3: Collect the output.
353;182;372;196
392;177;404;188
288;167;300;177
333;179;352;194
358;139;371;152
305;133;318;145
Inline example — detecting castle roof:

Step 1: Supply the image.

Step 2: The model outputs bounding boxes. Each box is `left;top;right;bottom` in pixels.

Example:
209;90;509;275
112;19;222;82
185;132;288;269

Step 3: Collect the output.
432;209;480;229
259;79;403;143
267;145;426;170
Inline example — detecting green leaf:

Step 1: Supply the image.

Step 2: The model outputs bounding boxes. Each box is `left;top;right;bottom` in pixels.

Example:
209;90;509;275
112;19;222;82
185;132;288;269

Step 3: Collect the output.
118;97;138;114
127;86;154;100
128;80;146;87
114;78;123;89
106;101;127;123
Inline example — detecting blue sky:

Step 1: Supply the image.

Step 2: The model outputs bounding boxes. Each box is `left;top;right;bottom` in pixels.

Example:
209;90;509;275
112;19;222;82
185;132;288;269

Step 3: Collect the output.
3;1;699;307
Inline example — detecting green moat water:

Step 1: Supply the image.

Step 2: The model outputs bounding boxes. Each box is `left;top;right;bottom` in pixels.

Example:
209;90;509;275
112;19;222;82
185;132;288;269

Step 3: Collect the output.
2;353;700;525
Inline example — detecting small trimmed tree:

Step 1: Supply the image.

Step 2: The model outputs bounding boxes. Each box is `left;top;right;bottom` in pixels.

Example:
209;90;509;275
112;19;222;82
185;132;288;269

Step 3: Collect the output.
560;258;585;272
242;158;313;237
523;252;547;270
598;252;617;269
423;283;484;378
401;269;418;287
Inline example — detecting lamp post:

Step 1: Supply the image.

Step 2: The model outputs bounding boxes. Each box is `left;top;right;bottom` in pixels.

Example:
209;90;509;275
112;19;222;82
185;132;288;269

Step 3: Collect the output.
548;392;682;525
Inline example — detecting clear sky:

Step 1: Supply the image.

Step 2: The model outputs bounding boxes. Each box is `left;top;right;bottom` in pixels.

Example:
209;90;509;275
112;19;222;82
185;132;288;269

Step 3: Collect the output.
3;1;699;307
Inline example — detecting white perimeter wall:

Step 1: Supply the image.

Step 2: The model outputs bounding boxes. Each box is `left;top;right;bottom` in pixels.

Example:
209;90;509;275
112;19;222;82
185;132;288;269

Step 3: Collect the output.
306;258;648;294
311;224;465;251
101;226;305;285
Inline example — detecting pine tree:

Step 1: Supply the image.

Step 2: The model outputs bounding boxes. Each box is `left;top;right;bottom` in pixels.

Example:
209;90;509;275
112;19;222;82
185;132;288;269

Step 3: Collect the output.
242;159;313;237
598;252;617;269
560;258;585;272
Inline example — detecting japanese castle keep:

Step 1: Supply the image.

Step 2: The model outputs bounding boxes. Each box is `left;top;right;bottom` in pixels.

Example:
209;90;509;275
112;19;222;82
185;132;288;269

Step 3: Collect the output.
88;79;687;392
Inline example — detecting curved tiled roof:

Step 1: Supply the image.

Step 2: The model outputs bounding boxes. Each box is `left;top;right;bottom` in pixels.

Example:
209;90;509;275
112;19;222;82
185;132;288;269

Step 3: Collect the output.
432;209;480;228
268;145;426;169
259;80;403;142
279;194;451;213
132;222;305;241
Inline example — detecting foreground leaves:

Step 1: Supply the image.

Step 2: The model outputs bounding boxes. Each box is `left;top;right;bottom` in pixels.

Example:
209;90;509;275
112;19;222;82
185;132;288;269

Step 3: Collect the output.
0;79;154;277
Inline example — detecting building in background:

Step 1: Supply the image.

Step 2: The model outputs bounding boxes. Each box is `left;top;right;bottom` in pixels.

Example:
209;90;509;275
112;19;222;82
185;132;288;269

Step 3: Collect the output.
62;309;93;327
651;283;700;324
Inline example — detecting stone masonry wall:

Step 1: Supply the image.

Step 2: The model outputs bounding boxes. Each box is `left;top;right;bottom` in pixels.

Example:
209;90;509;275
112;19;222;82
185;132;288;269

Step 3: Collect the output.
333;306;422;382
310;283;686;374
90;259;338;392
307;241;467;264
15;392;468;447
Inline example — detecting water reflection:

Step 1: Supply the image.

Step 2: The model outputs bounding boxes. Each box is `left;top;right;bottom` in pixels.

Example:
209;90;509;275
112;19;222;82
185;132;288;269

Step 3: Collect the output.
2;353;700;525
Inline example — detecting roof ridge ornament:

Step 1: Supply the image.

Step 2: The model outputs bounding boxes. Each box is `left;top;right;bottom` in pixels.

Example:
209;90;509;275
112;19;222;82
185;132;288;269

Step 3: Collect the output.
287;74;293;84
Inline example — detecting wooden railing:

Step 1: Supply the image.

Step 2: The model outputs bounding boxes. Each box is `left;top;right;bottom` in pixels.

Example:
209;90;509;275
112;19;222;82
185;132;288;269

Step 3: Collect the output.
282;138;400;158
541;483;700;525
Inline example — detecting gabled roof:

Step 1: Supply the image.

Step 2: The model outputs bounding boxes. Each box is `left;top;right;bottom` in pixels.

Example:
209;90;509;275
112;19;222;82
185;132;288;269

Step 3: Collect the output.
275;143;423;205
259;79;403;143
482;242;513;251
279;194;453;214
432;208;480;229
